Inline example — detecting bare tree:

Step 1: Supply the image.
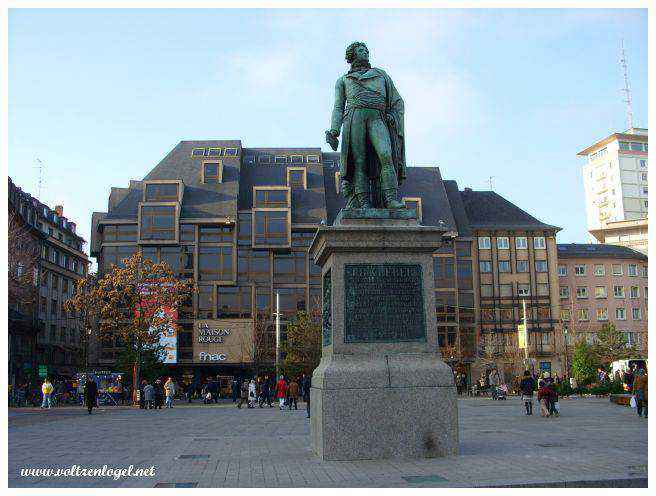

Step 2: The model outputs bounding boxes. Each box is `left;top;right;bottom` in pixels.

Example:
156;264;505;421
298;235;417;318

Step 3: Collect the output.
8;211;40;310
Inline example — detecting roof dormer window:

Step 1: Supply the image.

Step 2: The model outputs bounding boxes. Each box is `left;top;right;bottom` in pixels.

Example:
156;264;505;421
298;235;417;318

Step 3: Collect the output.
202;160;223;184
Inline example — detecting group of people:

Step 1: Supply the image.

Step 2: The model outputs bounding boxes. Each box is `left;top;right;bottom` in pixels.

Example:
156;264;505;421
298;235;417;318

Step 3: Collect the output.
139;377;177;409
233;374;311;418
518;370;559;417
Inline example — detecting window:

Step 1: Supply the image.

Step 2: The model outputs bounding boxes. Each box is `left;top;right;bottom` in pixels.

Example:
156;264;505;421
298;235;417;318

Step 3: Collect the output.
198;245;233;281
199;225;232;243
535;260;548;273
140;205;176;241
613;285;625;298
434;257;455;288
202;161;223;184
515;237;528;249
533;237;546;249
144;182;179;201
518;284;530;296
630;286;640;298
192;147;206;157
632;308;642;320
478;237;491;249
237;213;252;246
479;261;492;273
287;168;307;189
496;237;509;249
641;172;648;181
207;147;222;156
103;224;138;243
457;260;472;289
643;187;648;195
517;260;529;273
456;241;471;257
102;246;137;274
276;287;306;316
254;188;289;208
574;265;586;276
499;284;512;297
180;224;196;243
216;286;252;318
559;286;570;299
197;285;214;319
594;264;605;276
224;147;238;156
642;266;648;277
435;292;456;322
579;308;590;321
596;308;608;321
498;260;511;273
628;264;638;276
480;284;493;297
615;308;626;320
594;286;607;299
612;264;623;276
640;159;647;168
560;309;571;321
557;265;567;276
274;251;306;284
576;287;588;299
403;198;422;222
253;210;289;246
537;283;549;296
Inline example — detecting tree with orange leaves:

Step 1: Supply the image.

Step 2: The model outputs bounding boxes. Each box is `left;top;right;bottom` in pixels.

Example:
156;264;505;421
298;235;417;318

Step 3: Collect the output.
65;252;195;393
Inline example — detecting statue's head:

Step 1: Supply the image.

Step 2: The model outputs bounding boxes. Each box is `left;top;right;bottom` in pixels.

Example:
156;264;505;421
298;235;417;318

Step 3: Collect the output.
345;41;369;65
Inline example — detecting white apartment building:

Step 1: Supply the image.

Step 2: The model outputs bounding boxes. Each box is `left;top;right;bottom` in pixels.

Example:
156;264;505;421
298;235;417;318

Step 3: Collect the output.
578;127;648;254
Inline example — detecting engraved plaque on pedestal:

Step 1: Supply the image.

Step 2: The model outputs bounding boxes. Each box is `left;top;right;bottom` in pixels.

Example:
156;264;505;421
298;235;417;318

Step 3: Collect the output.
344;263;426;343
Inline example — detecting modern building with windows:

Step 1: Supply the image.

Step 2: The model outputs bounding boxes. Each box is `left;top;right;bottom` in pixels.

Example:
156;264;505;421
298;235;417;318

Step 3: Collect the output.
89;140;564;383
578;127;648;254
557;243;648;355
8;178;90;382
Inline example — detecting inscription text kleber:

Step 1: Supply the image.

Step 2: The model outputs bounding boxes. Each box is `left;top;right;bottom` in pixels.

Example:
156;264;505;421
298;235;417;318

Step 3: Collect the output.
344;264;426;343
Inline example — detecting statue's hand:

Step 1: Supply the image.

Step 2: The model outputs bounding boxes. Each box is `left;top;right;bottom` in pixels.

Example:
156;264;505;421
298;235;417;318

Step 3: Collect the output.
385;114;395;126
325;130;339;151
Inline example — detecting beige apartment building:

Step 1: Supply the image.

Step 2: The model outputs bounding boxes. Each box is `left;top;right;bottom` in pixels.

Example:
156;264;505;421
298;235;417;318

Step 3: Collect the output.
557;243;648;359
578;127;648;254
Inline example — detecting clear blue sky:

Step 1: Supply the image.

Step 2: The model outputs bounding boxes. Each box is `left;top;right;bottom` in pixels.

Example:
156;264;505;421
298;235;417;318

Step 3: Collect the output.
9;8;648;257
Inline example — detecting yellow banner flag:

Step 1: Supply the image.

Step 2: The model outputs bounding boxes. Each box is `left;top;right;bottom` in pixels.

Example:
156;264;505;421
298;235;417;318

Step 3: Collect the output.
517;324;526;349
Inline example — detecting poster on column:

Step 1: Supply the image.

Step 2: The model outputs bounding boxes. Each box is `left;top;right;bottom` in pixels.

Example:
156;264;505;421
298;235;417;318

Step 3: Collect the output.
153;306;178;364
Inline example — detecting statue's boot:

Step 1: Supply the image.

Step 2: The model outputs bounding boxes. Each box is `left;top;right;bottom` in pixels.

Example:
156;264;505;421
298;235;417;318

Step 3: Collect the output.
382;189;404;209
356;193;372;209
380;166;404;209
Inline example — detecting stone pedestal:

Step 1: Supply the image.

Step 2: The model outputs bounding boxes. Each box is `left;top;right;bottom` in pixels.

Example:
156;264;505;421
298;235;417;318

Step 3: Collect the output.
309;209;459;461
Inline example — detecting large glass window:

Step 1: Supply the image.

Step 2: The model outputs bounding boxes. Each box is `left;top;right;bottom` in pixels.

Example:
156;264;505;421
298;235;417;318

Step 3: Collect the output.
237;213;252;246
180;224;195;243
199;225;232;243
197;285;214;319
274;251;306;284
458;292;475;324
102;246;137;274
140;205;176;240
144;183;179;202
217;286;252;318
435;292;456;322
255;287;271;319
457;260;473;289
202;161;222;184
255;189;289;208
254;210;289;246
455;241;471;258
434;257;455;288
103;224;137;242
198;245;233;281
275;287;306;316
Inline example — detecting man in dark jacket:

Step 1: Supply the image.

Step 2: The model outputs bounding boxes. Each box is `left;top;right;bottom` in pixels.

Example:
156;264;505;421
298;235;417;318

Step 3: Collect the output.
519;370;535;415
231;378;239;403
302;374;311;418
154;380;164;409
259;376;272;408
83;376;98;415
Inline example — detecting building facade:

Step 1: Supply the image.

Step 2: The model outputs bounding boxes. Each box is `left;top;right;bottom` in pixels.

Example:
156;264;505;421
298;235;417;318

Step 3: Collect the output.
557;243;648;357
89;140;564;383
578;127;648;254
8;178;90;382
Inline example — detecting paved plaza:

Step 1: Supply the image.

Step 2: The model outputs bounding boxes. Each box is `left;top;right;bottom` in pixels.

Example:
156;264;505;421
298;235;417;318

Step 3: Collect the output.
8;396;648;488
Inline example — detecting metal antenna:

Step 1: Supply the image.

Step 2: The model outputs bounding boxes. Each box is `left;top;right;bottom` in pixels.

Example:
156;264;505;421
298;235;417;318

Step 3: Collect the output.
487;176;495;190
620;39;634;130
35;157;44;199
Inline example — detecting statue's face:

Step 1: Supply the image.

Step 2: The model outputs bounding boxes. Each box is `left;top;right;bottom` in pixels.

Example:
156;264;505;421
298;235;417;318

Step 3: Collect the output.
354;44;369;63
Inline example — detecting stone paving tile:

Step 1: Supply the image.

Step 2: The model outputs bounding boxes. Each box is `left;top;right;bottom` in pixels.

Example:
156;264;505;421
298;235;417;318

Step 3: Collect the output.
8;396;648;487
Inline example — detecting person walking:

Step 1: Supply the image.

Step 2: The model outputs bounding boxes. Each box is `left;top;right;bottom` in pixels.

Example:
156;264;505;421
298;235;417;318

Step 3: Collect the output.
164;377;175;408
231;378;239;403
154;380;164;409
248;379;257;408
624;366;635;392
302;374;311;418
632;368;648;418
537;380;551;417
287;378;300;410
237;379;249;409
143;381;155;410
259;376;272;408
520;370;535;415
83;375;98;414
275;375;288;410
41;378;54;409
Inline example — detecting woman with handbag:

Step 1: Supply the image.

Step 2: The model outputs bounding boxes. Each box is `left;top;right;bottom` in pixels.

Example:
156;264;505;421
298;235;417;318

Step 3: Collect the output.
632;368;648;418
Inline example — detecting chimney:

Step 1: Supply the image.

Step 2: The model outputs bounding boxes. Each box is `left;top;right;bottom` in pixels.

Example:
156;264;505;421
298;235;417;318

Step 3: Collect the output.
54;205;64;216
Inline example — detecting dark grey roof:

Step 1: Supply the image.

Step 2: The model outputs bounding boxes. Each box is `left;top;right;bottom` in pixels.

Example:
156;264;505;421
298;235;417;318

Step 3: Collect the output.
557;243;647;261
443;180;472;237
399;167;457;231
460;190;560;231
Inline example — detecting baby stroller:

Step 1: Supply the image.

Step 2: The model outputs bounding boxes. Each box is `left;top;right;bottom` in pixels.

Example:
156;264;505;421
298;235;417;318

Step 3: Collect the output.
492;384;508;400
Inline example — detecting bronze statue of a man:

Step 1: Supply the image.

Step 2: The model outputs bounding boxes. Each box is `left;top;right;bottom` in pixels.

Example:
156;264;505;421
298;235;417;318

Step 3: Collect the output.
326;41;406;209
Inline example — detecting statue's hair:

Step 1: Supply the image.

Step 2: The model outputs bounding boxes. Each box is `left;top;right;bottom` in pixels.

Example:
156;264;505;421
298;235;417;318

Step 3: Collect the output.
345;41;368;64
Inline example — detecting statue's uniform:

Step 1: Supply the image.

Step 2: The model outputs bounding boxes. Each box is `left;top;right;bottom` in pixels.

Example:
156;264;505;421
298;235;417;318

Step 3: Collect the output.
330;67;405;208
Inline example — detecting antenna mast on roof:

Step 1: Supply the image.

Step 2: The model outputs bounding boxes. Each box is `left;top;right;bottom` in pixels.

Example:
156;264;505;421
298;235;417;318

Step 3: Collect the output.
35;157;44;199
620;39;634;130
487;176;494;191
